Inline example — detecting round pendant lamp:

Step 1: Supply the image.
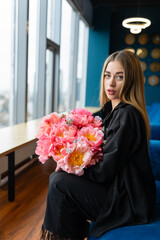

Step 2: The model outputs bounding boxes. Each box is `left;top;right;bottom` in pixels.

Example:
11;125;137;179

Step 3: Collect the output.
122;17;151;34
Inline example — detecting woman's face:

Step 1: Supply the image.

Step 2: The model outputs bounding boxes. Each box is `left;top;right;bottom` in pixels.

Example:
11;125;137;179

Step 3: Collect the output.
104;60;124;109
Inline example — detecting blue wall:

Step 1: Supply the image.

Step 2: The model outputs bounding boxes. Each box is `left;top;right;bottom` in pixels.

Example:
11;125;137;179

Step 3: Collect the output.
86;6;160;107
85;7;111;107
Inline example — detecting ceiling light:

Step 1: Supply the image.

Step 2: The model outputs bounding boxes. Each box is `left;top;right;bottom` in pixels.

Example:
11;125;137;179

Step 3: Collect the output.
122;17;151;34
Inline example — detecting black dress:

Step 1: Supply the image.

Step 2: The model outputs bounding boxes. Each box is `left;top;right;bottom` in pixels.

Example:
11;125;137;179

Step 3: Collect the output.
42;102;156;239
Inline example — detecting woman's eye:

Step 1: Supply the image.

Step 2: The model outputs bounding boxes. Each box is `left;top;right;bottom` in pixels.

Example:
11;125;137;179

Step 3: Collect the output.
116;75;123;80
104;74;110;78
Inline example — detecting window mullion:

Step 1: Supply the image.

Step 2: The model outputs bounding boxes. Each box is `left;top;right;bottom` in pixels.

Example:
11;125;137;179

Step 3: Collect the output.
14;0;28;124
80;24;89;108
34;0;47;118
53;0;62;112
68;12;79;110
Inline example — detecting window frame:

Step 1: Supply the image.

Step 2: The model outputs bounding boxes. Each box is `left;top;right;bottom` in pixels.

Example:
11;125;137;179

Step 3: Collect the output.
46;39;60;113
13;0;28;124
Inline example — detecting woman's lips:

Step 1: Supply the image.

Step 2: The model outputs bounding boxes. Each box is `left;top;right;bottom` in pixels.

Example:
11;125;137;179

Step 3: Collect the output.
107;89;116;95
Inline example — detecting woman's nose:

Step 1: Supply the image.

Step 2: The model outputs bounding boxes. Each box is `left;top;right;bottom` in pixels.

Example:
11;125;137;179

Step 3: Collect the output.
109;76;116;86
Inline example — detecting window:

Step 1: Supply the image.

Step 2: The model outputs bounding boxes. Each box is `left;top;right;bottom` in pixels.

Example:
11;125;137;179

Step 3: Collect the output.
0;0;89;129
0;1;13;127
27;0;48;119
46;0;61;113
76;19;89;108
27;0;38;121
47;0;61;45
28;0;61;119
45;49;55;115
59;0;89;112
14;0;28;124
59;0;73;112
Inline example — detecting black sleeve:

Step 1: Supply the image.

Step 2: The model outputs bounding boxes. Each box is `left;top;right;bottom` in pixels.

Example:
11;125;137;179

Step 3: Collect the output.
83;107;143;183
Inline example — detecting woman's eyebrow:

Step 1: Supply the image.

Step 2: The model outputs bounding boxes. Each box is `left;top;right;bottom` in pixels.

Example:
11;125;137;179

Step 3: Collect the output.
116;71;124;74
104;71;123;74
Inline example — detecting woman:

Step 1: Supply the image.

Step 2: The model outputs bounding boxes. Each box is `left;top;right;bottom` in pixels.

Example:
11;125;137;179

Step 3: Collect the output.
41;50;156;240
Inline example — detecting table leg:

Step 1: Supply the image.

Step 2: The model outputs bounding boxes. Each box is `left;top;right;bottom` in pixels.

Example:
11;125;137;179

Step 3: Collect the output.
7;152;15;202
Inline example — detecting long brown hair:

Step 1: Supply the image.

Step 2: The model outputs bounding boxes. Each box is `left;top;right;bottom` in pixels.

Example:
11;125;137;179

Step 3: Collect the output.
99;50;150;142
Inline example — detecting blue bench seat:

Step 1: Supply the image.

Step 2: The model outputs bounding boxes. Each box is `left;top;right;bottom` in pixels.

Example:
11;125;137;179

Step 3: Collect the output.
88;181;160;240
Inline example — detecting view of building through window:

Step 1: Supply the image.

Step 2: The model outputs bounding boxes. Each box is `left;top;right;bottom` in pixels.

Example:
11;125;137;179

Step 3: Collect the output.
0;1;13;128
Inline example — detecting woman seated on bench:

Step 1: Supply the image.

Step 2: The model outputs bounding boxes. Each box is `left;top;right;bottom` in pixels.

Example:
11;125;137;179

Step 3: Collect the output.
40;50;156;240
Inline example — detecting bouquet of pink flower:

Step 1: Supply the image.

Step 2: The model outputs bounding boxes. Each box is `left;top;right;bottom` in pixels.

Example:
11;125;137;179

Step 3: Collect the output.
35;108;104;176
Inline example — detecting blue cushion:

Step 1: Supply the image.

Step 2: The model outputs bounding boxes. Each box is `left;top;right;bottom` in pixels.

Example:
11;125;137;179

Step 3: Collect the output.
149;140;160;180
147;103;160;124
150;124;160;140
88;181;160;240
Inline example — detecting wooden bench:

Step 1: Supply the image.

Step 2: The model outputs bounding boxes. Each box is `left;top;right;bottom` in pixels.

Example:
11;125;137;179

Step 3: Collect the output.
0;118;41;202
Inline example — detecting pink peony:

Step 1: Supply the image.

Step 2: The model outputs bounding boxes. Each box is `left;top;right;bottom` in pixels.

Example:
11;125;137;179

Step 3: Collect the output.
86;116;102;128
67;113;94;128
77;126;104;148
35;135;52;163
50;123;77;143
36;112;60;138
49;141;67;162
56;141;94;176
71;108;92;116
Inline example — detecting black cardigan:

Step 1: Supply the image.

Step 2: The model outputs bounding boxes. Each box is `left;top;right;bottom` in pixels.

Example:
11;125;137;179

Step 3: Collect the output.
84;101;156;237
